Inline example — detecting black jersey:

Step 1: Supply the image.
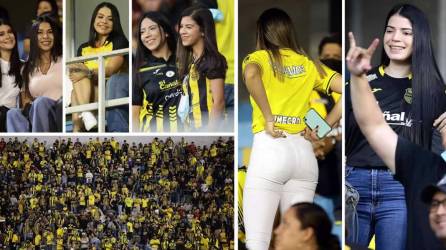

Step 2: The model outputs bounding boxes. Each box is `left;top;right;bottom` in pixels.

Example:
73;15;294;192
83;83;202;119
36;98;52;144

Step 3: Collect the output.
395;137;446;250
346;66;412;167
133;54;182;132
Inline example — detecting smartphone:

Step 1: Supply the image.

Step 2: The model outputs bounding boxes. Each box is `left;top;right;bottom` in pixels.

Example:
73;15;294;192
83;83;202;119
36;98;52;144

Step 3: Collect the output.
304;108;332;139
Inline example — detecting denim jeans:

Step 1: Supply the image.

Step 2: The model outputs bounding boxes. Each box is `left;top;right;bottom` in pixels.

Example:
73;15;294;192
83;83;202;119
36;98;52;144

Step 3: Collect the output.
7;96;61;132
346;165;407;250
106;73;129;132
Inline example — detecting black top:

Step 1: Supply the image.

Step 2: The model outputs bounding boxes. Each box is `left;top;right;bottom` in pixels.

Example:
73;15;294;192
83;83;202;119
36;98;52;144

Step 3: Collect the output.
132;54;182;132
346;66;411;168
395;136;446;250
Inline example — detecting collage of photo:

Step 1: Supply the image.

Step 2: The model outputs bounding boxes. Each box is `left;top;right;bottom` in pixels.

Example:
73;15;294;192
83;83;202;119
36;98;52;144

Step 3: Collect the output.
1;0;446;250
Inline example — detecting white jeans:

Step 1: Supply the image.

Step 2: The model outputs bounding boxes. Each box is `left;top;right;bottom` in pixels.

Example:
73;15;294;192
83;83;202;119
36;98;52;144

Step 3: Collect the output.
243;131;318;250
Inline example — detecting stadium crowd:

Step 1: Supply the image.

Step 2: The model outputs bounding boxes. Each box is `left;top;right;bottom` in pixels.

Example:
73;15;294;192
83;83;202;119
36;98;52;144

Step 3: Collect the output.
0;136;234;249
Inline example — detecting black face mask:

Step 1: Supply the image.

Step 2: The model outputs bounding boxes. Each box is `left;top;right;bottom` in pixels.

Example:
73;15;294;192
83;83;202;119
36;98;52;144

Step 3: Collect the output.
320;58;341;74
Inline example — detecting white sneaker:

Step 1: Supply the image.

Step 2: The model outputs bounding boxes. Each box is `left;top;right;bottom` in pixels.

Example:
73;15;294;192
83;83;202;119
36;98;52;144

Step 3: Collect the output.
80;111;97;131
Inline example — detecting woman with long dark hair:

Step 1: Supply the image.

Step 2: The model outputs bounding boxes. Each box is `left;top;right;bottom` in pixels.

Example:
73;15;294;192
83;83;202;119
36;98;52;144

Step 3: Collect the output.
0;19;22;132
345;4;446;250
24;0;60;56
68;2;129;132
177;7;227;131
274;202;340;250
132;12;182;132
242;8;342;250
7;14;62;132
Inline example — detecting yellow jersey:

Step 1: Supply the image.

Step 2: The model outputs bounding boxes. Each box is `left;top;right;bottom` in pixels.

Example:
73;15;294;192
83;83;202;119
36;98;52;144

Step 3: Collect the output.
216;0;234;84
242;49;338;133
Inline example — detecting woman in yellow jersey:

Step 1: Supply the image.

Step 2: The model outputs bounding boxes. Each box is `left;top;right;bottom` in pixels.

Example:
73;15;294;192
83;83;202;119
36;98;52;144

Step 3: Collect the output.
177;7;227;131
242;8;342;250
68;2;129;132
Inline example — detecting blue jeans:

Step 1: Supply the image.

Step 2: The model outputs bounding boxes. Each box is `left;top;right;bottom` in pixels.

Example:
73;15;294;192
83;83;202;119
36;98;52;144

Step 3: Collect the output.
106;73;129;132
7;96;61;132
346;166;407;250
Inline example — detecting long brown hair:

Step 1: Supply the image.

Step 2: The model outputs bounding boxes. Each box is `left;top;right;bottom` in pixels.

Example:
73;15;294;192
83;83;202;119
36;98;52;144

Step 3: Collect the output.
256;8;325;81
176;6;227;81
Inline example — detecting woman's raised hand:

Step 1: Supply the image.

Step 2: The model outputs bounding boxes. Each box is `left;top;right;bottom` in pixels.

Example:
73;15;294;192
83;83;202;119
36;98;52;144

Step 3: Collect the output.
346;32;379;76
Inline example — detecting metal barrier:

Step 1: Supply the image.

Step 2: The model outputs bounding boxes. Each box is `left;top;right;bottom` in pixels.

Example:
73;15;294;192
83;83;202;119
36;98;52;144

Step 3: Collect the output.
65;48;129;132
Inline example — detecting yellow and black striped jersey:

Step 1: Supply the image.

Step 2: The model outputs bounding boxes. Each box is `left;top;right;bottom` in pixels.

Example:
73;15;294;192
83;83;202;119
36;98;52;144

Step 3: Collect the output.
242;49;338;134
185;63;225;129
133;54;182;132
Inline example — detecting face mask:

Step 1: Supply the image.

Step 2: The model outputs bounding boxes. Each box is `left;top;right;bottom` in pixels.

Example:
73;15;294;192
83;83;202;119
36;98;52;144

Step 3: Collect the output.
320;58;341;74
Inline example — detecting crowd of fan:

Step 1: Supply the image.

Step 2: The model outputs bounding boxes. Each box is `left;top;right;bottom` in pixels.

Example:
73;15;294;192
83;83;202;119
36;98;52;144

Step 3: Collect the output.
0;137;234;249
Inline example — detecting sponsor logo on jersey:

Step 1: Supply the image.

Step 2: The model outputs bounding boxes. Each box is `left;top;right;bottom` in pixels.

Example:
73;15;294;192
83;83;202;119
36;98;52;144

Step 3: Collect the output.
367;73;378;82
159;80;180;91
272;63;306;78
404;88;412;104
164;89;182;101
166;70;175;78
274;115;301;125
372;88;383;93
383;111;412;127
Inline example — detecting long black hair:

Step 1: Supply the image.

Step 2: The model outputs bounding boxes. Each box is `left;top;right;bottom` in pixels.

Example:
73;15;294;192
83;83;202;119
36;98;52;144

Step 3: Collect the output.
134;12;176;89
176;6;227;80
380;4;446;149
22;14;62;94
88;2;126;47
292;203;340;250
0;19;22;88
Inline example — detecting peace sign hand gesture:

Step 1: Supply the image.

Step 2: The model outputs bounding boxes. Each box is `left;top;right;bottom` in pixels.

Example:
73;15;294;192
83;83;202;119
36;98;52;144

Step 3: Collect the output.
346;32;380;76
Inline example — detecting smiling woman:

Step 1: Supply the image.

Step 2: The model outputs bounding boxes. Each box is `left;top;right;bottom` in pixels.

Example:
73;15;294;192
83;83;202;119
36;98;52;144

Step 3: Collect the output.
68;1;129;132
176;7;227;132
132;11;181;132
6;14;62;132
0;19;22;132
345;3;446;250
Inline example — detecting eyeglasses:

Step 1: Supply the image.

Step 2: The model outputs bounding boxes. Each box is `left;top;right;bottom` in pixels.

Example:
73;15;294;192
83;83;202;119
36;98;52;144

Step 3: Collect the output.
430;198;446;212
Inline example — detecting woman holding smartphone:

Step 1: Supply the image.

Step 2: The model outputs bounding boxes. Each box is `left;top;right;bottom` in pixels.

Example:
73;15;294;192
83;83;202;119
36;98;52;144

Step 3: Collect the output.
242;8;342;250
132;12;182;132
345;4;446;250
177;7;227;132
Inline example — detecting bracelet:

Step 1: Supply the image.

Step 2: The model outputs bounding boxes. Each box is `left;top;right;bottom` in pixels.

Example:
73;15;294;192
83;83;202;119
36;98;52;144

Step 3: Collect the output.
87;70;93;79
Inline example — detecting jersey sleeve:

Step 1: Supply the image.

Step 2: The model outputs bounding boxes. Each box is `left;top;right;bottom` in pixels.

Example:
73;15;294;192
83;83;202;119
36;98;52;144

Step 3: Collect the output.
242;51;268;76
313;62;338;95
206;67;226;80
